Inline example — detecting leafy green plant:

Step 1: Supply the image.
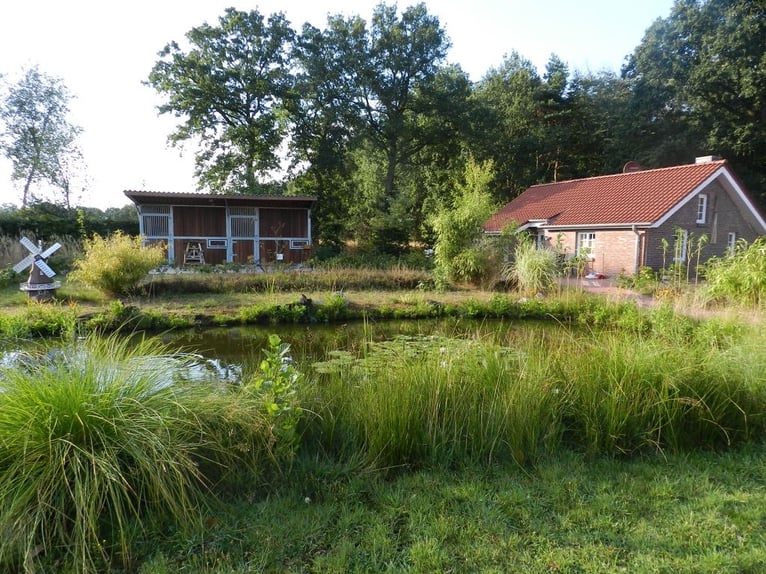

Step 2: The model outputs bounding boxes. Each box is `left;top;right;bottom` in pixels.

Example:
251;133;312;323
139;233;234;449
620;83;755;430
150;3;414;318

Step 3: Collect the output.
0;299;78;338
701;236;766;307
244;334;304;460
429;157;497;285
69;231;165;296
316;292;349;322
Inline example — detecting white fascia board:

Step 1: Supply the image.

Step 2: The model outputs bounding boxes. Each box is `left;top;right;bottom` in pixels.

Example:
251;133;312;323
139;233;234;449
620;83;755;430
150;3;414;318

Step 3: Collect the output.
543;223;652;231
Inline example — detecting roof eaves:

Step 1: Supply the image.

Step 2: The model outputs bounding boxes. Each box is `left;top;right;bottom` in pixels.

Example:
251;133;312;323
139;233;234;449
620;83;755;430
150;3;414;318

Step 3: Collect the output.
544;222;653;230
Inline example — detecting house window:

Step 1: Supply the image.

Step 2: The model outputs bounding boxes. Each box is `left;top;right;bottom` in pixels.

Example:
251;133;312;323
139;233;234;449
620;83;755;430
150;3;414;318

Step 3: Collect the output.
576;232;596;259
727;232;737;256
696;194;708;224
673;229;689;262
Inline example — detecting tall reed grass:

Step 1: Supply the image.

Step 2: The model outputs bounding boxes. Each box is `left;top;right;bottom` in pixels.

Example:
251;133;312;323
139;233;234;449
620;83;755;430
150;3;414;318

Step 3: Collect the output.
0;334;284;573
307;320;766;469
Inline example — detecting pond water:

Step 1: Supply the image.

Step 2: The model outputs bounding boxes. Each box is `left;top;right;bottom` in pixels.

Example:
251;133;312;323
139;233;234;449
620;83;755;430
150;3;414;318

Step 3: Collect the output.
1;318;555;380
157;317;554;363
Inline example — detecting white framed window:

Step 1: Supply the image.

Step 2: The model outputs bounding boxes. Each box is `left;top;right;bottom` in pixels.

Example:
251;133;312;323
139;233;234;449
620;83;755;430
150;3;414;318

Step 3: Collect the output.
673;229;689;262
727;232;737;256
696;194;708;224
290;239;310;249
576;232;596;259
207;239;227;249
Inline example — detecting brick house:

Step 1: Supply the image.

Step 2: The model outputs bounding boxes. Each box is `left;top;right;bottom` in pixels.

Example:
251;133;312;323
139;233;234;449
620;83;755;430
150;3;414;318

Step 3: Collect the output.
124;190;315;267
484;157;766;277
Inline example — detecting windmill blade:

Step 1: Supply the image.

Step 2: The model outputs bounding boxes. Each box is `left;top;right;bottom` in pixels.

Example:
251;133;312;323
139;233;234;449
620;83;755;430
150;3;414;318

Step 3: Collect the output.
20;236;40;254
34;259;57;278
40;242;62;259
12;254;36;273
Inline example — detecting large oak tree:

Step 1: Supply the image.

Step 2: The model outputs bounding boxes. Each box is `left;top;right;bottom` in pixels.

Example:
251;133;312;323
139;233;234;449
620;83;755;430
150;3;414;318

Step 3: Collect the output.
147;8;296;194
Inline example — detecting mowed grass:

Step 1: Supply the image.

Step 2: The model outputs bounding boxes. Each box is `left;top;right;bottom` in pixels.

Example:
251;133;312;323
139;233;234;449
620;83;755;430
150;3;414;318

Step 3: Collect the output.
141;447;766;573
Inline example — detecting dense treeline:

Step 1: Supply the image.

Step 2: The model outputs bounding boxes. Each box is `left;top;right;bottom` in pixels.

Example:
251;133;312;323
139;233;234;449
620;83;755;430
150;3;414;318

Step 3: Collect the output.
144;0;764;254
0;202;138;239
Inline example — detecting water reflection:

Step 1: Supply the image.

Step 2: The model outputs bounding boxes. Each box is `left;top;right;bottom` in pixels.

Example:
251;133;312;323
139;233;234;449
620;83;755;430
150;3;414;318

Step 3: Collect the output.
1;318;555;382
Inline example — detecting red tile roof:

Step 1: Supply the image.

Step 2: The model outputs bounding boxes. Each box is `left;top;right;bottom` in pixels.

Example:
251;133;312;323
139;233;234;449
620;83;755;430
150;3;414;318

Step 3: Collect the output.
485;160;727;232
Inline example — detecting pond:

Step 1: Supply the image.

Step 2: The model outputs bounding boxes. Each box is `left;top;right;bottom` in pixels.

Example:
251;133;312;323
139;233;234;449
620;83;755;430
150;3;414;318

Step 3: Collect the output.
1;318;555;381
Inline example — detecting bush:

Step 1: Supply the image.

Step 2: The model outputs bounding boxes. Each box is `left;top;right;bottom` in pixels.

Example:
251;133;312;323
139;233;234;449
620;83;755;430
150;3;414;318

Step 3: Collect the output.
701;237;766;307
69;231;165;296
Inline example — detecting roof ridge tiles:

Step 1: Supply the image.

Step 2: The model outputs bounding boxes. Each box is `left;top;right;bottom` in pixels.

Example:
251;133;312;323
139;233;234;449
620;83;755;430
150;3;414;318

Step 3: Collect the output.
527;159;726;189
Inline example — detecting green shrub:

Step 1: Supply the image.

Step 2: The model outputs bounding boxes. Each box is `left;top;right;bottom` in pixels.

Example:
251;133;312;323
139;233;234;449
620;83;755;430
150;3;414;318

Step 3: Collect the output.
430;158;498;285
701;237;766;307
69;232;165;296
0;266;20;288
0;300;78;338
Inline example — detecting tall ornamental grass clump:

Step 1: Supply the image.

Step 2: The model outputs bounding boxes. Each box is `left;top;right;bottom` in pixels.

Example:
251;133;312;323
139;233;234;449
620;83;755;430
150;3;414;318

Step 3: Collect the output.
309;321;766;468
0;334;290;573
503;241;561;294
69;231;165;296
559;332;766;455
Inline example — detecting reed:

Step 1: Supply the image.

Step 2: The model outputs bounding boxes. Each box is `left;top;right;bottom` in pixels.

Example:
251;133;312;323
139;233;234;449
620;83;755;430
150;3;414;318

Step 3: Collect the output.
308;321;766;469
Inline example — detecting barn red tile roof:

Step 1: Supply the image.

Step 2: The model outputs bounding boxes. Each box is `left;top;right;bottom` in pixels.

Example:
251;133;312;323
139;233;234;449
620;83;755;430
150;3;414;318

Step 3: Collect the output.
484;160;727;232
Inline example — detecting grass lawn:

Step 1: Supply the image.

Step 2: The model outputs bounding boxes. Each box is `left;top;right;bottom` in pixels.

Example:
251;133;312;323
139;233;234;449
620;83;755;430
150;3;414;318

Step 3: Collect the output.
142;447;766;573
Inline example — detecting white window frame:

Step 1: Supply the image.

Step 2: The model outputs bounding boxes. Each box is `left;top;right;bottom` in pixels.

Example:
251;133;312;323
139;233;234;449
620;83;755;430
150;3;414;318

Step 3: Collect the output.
576;232;596;259
727;232;737;256
207;239;228;249
290;239;310;249
674;229;689;262
696;194;708;224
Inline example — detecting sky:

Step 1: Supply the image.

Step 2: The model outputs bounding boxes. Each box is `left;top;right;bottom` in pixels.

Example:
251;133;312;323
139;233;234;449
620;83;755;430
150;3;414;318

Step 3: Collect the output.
0;0;675;209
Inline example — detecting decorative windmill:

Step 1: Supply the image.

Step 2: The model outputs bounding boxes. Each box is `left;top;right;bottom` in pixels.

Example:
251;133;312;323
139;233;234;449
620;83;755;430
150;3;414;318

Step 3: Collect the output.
13;237;62;300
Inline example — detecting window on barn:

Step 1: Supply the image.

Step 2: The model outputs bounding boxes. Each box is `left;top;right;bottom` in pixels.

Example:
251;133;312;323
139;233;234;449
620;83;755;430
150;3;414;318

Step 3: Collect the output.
229;208;257;238
140;206;170;237
696;194;708;224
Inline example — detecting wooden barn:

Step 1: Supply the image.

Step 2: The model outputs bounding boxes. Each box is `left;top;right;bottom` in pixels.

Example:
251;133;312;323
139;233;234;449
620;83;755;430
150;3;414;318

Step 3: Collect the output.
124;190;316;267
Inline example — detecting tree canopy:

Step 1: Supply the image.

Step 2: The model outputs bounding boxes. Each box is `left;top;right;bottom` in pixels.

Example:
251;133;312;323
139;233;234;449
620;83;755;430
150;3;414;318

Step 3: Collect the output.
147;8;296;194
0;66;83;207
141;0;766;251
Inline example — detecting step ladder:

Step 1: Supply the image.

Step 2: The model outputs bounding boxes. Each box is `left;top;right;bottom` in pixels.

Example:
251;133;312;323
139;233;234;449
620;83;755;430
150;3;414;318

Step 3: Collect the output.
183;242;205;265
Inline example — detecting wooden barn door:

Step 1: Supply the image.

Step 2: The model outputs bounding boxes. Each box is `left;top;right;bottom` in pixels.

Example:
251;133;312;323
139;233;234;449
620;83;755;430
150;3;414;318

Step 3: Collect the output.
229;208;258;264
